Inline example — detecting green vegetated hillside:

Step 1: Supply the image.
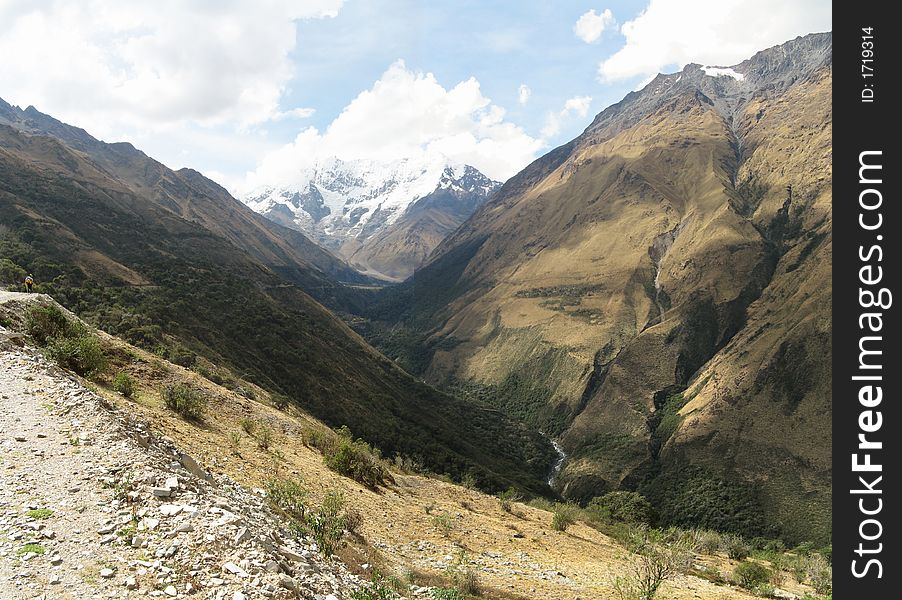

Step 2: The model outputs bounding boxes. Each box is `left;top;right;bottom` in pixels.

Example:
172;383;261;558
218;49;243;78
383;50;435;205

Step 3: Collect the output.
361;33;832;544
0;108;554;495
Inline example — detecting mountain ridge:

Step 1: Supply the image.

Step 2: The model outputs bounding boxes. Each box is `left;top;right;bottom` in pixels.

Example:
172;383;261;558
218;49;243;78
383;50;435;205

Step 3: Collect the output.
362;32;833;543
244;156;500;281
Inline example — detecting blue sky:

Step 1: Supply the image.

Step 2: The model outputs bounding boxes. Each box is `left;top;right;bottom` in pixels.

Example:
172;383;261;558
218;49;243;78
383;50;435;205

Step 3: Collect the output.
284;0;645;144
0;0;831;192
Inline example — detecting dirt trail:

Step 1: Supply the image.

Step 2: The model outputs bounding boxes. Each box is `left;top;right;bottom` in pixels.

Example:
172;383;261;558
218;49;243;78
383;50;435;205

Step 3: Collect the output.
0;292;361;600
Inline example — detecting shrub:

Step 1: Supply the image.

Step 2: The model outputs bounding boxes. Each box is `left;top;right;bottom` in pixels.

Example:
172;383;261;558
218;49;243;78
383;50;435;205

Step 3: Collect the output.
446;551;480;596
432;589;464;600
256;424;274;450
322;427;386;488
272;393;291;411
46;334;107;376
227;431;242;454
693;530;722;554
112;372;135;397
498;488;520;513
552;504;578;532
734;561;772;590
432;513;455;537
306;491;348;557
614;529;695;600
265;478;307;520
807;554;832;595
162;383;207;419
240;418;256;434
721;534;751;561
589;491;654;526
350;569;401;600
26;508;53;520
25;305;72;344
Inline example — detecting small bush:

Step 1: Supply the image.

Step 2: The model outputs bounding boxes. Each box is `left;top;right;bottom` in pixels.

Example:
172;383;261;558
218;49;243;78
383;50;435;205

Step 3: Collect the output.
552;504;577;532
162;383;207;419
322;427;386;488
693;530;722;554
227;431;242;454
46;334;107;376
240;418;256;435
25;305;73;344
614;529;695;600
498;488;520;513
721;534;751;561
432;589;464;600
306;491;348;557
350;569;401;600
112;372;135;397
265;478;307;520
807;554;832;595
734;561;772;590
432;513;455;537
589;491;654;526
272;393;291;411
256;424;274;450
446;551;480;596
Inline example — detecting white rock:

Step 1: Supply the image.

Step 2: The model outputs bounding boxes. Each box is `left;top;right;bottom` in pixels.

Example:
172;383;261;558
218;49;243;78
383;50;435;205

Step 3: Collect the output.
223;562;248;578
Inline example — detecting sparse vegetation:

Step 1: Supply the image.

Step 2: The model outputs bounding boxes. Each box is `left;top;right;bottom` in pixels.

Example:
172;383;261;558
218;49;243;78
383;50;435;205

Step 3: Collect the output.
319;426;387;488
25;304;74;344
551;503;577;532
350;569;403;600
45;333;107;376
240;418;256;435
111;372;135;397
721;533;751;561
497;488;520;513
613;529;695;600
25;305;107;376
432;512;455;538
306;490;348;557
227;431;242;454
431;589;464;600
265;478;307;520
445;551;480;596
26;508;53;520
256;424;274;450
162;383;207;419
17;543;46;556
733;561;772;590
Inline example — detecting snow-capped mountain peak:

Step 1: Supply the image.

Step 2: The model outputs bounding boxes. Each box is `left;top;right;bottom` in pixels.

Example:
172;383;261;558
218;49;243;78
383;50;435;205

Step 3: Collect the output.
243;156;500;251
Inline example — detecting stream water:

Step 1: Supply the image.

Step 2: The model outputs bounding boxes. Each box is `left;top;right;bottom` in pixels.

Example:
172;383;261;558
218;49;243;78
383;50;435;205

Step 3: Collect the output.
546;438;567;487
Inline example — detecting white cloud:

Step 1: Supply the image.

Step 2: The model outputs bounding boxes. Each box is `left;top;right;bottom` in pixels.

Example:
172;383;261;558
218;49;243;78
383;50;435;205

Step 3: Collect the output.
574;9;615;44
518;84;532;105
0;0;344;140
541;95;592;139
599;0;831;81
243;61;544;189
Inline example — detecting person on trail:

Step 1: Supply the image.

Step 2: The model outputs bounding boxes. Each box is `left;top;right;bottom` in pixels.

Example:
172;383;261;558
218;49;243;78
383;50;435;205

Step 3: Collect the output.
24;274;34;293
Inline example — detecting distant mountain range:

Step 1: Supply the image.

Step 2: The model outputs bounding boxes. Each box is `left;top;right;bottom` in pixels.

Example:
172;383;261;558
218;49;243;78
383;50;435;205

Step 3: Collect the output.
244;157;499;280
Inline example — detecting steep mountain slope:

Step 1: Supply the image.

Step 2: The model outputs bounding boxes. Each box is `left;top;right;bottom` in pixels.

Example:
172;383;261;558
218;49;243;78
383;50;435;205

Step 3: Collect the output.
0;99;370;310
0;110;554;494
245;158;499;280
366;33;832;543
